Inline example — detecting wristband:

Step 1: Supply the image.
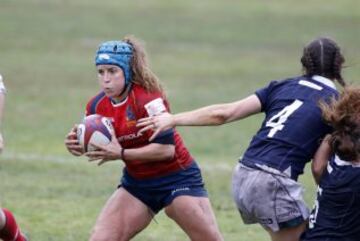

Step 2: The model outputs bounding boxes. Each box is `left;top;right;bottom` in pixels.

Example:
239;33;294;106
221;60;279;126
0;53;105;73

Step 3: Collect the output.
121;148;126;161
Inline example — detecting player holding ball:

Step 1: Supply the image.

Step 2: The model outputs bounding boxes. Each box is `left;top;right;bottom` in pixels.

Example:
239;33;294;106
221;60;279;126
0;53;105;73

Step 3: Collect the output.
64;36;223;241
137;37;347;241
0;74;28;241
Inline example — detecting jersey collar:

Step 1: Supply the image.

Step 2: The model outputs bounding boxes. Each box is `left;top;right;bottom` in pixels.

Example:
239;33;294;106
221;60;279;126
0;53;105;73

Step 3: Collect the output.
110;96;128;107
312;75;336;90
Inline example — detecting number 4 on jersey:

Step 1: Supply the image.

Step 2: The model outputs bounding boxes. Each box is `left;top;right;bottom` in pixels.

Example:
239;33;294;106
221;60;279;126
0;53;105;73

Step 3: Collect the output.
266;100;303;137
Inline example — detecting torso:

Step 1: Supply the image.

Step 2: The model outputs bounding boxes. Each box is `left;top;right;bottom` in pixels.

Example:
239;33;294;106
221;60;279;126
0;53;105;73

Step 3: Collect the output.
303;155;360;240
86;84;194;179
242;75;338;180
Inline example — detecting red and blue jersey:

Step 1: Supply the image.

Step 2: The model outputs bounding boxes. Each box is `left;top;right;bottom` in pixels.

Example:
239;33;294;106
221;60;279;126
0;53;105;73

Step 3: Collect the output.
242;75;338;180
85;84;194;179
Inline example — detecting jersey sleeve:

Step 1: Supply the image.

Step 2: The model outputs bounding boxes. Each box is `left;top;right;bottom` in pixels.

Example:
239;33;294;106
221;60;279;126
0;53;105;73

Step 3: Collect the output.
255;80;278;112
137;91;175;145
85;92;106;116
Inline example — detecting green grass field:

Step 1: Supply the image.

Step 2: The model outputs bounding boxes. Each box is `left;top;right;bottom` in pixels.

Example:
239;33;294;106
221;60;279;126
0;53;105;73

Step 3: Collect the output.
0;0;359;240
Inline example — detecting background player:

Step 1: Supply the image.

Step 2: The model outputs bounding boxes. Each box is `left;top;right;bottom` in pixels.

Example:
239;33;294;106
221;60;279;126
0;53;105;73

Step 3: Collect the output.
0;74;27;241
137;37;346;241
64;36;223;241
301;87;360;241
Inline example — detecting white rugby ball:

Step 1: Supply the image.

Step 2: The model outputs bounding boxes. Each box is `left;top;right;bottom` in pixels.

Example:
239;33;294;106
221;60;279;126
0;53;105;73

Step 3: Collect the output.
77;114;113;152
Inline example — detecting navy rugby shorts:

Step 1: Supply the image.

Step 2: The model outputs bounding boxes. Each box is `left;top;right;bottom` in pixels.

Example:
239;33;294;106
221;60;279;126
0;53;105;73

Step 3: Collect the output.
119;161;208;213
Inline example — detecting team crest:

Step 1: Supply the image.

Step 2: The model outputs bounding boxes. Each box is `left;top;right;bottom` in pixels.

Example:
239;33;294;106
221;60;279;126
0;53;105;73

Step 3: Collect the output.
126;105;136;127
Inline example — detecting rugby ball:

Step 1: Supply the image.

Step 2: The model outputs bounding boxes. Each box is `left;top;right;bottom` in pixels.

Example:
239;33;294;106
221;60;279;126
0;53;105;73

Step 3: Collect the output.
77;114;113;152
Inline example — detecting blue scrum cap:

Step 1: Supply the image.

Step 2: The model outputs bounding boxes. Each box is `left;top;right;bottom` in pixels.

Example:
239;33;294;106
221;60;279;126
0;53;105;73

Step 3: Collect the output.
95;41;133;85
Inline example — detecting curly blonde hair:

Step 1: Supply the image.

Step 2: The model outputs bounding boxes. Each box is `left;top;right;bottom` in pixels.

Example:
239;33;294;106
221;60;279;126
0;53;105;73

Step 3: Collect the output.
123;35;164;93
320;87;360;162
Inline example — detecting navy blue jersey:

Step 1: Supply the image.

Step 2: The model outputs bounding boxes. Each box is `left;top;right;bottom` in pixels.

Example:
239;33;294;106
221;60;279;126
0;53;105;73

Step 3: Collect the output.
242;75;338;180
302;155;360;241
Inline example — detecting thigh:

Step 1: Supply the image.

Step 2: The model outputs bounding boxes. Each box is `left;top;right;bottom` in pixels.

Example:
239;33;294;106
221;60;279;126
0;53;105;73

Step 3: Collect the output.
164;196;223;241
90;188;153;241
266;221;307;241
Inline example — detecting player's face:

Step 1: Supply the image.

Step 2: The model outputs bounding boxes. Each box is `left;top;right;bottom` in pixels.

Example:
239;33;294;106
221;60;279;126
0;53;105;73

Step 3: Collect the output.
97;65;125;100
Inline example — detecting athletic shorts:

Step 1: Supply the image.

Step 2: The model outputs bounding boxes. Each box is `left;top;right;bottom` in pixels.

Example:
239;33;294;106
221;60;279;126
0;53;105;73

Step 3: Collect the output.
120;161;208;214
232;162;310;232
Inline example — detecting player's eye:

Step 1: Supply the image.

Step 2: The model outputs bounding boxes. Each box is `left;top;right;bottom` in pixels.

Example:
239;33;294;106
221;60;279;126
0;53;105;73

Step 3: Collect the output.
108;68;117;74
98;69;104;75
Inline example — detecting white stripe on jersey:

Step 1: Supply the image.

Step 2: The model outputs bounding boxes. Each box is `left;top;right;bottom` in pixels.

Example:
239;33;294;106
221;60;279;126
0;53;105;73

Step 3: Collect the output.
298;80;323;90
334;155;360;168
312;75;336;90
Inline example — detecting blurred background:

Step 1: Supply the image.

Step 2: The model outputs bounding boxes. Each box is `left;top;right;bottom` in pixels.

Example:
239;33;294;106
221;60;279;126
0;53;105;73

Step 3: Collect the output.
0;0;359;240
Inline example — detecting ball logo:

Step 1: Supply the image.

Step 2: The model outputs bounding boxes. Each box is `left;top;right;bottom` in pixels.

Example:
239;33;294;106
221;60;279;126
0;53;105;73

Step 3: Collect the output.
77;114;113;152
77;126;83;137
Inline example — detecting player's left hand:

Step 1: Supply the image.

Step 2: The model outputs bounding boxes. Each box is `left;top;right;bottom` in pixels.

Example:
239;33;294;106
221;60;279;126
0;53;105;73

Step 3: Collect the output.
85;125;122;165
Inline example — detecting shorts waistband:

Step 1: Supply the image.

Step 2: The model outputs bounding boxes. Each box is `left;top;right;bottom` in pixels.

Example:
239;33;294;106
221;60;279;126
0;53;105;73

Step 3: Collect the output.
239;158;291;178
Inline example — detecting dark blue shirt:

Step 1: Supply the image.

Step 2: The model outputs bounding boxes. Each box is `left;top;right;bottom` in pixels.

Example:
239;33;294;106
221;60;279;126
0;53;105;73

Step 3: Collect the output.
241;75;338;180
302;156;360;241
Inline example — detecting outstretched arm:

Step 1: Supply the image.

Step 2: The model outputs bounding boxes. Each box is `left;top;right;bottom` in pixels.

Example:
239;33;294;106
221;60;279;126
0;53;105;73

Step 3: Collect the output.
137;94;262;140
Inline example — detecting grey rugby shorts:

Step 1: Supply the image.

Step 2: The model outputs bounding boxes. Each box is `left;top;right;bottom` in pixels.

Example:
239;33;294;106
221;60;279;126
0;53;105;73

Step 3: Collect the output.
231;162;310;232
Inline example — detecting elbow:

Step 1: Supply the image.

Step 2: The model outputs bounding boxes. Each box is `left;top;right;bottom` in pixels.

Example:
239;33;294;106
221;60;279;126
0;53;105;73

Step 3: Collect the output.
211;110;229;125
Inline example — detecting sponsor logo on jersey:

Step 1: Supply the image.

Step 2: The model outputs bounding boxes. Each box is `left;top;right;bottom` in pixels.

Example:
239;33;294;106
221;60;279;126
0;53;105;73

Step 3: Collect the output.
118;132;143;142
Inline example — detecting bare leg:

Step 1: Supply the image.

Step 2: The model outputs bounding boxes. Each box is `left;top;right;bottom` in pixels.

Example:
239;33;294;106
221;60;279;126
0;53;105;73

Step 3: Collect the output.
165;196;223;241
89;188;153;241
265;222;307;241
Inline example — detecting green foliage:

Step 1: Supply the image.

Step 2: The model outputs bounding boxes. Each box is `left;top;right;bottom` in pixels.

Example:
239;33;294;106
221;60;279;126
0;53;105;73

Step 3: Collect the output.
0;0;359;240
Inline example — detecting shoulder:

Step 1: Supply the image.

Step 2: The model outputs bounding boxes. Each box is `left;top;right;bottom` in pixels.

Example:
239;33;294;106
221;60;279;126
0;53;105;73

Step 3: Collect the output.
257;76;299;94
255;77;297;107
130;84;169;116
132;84;164;100
86;92;107;115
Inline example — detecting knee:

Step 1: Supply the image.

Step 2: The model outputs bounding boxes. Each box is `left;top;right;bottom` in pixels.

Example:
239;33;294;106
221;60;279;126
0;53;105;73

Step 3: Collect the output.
89;225;131;241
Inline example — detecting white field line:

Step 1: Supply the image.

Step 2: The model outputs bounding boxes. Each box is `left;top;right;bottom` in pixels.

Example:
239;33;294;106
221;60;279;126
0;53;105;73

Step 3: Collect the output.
1;152;234;171
1;152;77;163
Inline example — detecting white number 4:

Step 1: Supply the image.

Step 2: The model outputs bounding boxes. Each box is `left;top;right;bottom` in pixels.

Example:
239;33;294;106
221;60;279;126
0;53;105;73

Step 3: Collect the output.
266;100;303;137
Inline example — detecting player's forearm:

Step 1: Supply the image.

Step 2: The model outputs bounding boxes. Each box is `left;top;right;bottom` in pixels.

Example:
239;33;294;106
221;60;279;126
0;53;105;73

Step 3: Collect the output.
312;135;332;184
122;143;175;163
173;95;261;126
172;105;225;126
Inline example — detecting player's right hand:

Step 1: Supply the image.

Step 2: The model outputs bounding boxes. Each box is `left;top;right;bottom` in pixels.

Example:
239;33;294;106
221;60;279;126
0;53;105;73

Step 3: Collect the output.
137;112;175;141
64;125;84;156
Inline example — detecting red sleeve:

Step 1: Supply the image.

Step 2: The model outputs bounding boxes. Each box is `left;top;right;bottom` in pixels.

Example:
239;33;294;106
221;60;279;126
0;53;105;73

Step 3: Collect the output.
132;87;172;142
85;92;107;116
